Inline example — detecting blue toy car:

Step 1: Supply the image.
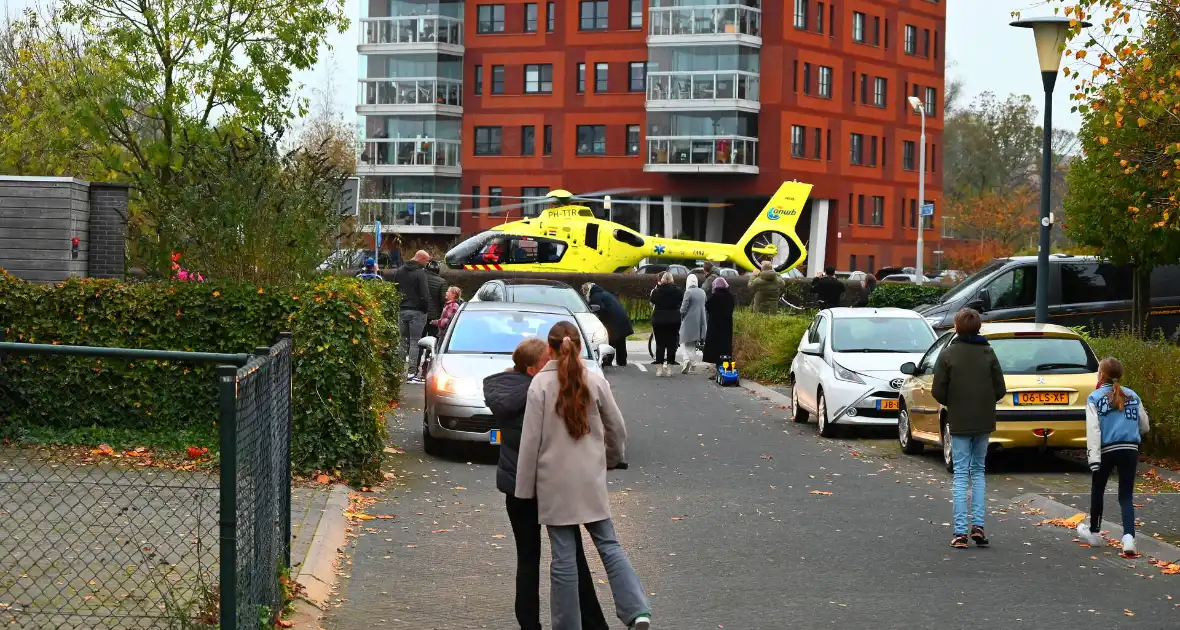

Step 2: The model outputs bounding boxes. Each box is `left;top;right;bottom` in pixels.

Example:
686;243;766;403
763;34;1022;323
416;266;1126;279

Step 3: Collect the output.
715;356;740;387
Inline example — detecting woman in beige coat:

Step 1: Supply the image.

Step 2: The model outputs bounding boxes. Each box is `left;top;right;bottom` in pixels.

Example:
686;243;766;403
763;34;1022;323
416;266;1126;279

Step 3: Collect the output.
515;321;652;630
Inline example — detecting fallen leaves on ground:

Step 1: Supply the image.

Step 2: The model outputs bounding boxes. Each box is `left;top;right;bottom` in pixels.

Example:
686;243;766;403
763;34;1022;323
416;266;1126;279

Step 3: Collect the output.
1136;468;1180;494
316;474;331;485
431;529;452;534
383;446;405;455
810;490;833;496
1150;559;1180;575
759;454;773;460
493;534;507;539
1124;609;1135;616
1040;513;1086;528
186;446;209;459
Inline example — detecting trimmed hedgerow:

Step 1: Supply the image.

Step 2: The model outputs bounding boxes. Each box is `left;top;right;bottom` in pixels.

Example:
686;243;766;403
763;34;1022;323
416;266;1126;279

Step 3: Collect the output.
865;283;950;310
0;272;399;484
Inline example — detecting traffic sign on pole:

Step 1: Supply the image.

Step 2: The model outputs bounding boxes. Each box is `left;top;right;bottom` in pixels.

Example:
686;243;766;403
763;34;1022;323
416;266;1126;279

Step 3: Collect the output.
920;203;934;217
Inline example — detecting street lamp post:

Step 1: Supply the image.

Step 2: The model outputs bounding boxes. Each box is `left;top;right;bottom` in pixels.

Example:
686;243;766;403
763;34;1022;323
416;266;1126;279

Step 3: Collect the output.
1010;16;1090;323
907;95;927;285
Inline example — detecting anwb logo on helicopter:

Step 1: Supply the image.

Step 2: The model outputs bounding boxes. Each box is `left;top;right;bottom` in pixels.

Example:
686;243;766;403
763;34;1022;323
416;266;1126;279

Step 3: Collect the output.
765;207;798;220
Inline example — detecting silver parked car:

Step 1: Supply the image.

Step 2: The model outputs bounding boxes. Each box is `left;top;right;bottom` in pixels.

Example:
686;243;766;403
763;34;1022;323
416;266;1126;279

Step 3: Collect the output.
416;301;605;455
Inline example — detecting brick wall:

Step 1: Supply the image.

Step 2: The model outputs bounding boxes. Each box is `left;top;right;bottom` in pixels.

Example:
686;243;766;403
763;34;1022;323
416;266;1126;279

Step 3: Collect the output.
87;184;129;279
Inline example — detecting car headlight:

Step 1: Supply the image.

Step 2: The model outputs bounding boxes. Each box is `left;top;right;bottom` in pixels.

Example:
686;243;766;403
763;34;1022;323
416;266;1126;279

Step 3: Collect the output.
832;361;865;384
431;371;481;398
924;314;946;327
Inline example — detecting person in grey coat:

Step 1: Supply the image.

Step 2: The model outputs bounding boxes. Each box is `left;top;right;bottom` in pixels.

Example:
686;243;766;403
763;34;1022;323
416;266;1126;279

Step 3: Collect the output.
678;274;707;374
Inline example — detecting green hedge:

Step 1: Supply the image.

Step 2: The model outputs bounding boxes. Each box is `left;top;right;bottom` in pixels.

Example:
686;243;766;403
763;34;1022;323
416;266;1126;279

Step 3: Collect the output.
0;272;399;484
1086;332;1180;460
732;311;812;383
866;283;950;310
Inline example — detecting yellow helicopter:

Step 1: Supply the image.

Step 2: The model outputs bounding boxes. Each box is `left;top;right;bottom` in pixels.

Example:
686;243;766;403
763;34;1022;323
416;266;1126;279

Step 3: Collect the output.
439;181;812;274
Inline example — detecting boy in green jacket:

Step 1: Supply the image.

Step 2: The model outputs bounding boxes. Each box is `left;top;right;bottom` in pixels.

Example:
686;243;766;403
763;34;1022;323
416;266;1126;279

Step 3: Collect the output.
932;308;1007;548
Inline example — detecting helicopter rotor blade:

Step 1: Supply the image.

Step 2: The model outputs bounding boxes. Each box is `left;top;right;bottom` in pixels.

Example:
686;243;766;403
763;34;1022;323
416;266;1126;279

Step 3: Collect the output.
570;187;651;198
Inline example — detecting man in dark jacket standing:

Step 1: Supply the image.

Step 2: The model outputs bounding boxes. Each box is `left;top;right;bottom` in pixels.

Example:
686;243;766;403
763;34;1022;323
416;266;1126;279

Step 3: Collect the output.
810;266;846;309
422;260;448;338
393;250;432;382
483;340;608;630
932;308;1007;549
582;283;634;367
699;261;720;297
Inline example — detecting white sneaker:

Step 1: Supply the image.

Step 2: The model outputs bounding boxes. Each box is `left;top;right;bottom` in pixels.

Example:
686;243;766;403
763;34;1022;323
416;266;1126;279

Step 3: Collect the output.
1122;533;1137;556
681;360;692;374
1076;522;1104;546
631;615;651;630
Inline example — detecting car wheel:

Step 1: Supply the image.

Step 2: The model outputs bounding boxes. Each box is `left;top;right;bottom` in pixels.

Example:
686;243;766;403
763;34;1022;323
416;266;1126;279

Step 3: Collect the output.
941;421;954;472
817;391;837;438
422;423;442;457
898;406;923;454
790;379;809;423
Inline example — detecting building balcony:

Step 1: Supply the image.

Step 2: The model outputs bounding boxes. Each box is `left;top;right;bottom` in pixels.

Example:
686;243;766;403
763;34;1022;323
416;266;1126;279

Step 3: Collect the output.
357;78;463;116
647;71;759;112
644;135;758;174
648;5;762;47
358;16;463;54
358;139;461;177
359;198;461;235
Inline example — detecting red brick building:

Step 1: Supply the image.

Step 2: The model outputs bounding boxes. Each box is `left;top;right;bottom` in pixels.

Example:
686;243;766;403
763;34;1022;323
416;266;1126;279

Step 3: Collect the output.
357;0;946;273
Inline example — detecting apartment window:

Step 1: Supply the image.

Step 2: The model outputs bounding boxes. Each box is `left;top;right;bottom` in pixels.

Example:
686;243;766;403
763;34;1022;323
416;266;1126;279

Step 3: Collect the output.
931;144;937;173
477;4;506;33
543;125;553;155
850;133;864;165
626;124;641;155
525;64;553;93
472;186;480;212
628;62;647;92
580;0;608;31
793;61;799;92
856;194;866;224
630;0;642;29
852;11;865;42
871;196;884;226
522;187;550;217
869;135;878;166
910;199;917;228
873;77;887;107
803;63;812;95
826;129;832;160
474;65;484;95
934;30;940;59
859;73;868;104
794;0;808;30
818;66;832;98
520;3;537;32
884;18;889;48
923;28;931;57
547;1;555;32
791;125;806;158
521;125;535;155
850;255;858;272
474;126;503;156
924;86;936;115
872;16;880;46
850;71;856;103
923;202;934;230
829;4;835;38
816;2;825;33
882;137;888;169
902;140;915;171
595;62;608;93
489;186;503;215
491;65;505;94
904;25;917;55
577;63;586;93
867;255;875;273
576;125;606;155
813;128;822;159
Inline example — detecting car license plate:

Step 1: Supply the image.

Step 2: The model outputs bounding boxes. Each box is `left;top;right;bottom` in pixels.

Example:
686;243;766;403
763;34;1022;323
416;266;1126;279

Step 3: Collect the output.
876;399;899;411
1014;392;1069;405
489;429;501;445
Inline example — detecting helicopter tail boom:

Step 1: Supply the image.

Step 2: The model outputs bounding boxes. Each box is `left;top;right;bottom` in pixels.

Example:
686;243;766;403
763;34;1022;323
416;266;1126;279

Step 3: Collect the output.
732;181;812;273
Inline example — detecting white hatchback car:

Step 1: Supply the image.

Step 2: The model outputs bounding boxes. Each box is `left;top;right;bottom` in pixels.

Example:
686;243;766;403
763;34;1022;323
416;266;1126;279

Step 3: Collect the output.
789;308;937;437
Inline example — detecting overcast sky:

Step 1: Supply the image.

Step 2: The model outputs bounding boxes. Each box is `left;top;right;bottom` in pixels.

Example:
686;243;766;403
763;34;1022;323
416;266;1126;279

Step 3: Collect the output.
5;0;1082;132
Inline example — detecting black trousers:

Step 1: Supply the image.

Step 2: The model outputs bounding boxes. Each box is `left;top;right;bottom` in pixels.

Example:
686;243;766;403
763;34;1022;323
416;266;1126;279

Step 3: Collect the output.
652;323;679;364
505;495;608;630
1090;449;1138;536
602;336;628;367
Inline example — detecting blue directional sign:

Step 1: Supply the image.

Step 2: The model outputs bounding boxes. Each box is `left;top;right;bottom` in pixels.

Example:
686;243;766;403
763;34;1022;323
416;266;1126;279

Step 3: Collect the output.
408;202;416;216
920;203;935;217
375;220;382;250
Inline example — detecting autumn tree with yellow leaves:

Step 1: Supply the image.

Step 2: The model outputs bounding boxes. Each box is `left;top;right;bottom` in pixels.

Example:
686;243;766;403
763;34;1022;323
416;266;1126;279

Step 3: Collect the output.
1055;0;1180;335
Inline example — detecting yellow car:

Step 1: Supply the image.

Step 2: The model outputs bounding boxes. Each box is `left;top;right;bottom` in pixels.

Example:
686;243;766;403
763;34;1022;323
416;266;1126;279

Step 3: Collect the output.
896;323;1099;471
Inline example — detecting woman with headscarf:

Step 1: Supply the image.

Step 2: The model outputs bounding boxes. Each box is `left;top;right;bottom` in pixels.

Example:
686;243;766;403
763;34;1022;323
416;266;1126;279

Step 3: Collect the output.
702;277;735;374
648;272;684;375
678;274;707;374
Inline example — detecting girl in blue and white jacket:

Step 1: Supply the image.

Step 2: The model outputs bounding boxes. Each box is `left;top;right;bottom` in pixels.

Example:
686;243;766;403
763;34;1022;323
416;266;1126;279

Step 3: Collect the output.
1077;358;1150;557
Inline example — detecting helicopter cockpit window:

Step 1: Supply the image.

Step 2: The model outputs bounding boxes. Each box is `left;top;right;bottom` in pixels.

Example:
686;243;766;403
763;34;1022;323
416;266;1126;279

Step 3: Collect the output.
478;236;511;263
613;229;645;248
447;230;499;266
504;236;567;264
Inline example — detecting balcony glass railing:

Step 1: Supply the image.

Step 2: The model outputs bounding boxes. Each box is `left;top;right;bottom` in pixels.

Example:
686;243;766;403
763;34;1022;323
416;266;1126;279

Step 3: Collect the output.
647;135;758;168
647;71;759;103
359;78;463;108
360;16;463;46
648;5;761;38
359;139;461;168
362;199;461;229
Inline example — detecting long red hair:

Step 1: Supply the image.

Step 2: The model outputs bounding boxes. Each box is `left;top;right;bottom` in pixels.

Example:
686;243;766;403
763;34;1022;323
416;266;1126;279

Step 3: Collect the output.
547;321;590;439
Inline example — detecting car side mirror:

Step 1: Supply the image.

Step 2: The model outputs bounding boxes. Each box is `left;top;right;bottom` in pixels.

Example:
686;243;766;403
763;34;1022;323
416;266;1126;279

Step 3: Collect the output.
418;336;436;351
800;342;823;357
900;361;917;376
969;288;991;313
590;304;602;313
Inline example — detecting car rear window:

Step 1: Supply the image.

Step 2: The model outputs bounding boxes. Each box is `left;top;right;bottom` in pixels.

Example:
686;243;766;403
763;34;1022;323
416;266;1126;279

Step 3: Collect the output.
509;286;588;313
446;311;591;357
989;337;1097;374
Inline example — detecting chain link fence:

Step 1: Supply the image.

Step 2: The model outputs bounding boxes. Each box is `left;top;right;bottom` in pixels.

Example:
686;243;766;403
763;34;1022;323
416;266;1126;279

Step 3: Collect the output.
0;336;293;629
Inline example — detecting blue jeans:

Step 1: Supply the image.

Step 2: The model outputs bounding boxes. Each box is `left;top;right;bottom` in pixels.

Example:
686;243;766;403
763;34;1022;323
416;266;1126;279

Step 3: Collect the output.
547;519;650;630
951;434;990;535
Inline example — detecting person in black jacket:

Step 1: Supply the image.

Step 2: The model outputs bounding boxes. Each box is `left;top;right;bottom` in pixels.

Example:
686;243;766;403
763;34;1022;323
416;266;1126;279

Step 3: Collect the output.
483;338;608;630
702;277;735;370
649;272;684;372
810;265;846;310
582;283;634;367
422;260;448;339
393;250;432;382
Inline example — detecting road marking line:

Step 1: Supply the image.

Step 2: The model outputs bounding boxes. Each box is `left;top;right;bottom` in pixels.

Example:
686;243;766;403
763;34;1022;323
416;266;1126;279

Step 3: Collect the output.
634;363;647;372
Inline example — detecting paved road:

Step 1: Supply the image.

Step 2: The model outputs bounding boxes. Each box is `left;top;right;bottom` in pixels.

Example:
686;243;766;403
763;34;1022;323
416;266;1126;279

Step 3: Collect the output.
324;364;1180;630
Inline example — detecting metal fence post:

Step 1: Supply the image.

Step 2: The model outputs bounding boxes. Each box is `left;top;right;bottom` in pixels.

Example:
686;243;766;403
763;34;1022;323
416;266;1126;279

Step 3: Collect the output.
279;332;294;568
217;364;240;630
